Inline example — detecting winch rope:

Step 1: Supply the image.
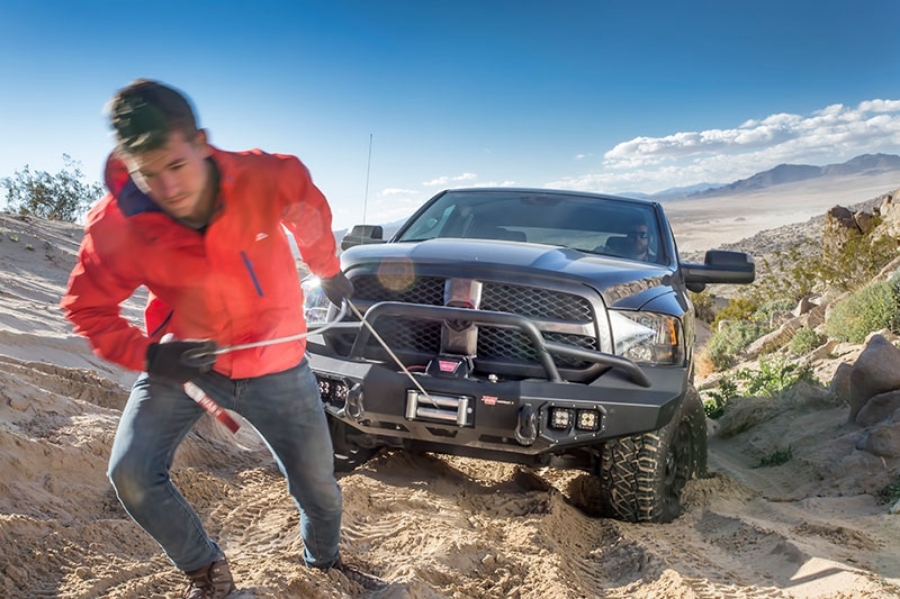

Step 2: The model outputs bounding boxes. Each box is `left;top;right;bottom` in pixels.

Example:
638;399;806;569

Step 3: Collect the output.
345;301;435;405
180;297;436;434
181;301;349;365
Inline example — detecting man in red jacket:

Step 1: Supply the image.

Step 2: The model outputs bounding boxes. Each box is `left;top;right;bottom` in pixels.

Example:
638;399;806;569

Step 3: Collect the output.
61;79;382;598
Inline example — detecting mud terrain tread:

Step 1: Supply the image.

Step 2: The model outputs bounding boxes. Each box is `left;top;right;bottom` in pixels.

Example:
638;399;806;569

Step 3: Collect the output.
598;389;705;523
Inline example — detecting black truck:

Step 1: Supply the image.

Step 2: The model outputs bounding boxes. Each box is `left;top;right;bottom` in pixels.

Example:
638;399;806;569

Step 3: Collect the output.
304;187;754;523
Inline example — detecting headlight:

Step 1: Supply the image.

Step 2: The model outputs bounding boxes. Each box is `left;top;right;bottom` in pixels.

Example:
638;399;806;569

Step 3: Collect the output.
609;310;683;364
301;276;335;326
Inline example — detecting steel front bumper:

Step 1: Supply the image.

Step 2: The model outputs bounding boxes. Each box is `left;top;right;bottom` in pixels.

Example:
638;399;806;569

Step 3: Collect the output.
308;301;689;457
308;350;689;457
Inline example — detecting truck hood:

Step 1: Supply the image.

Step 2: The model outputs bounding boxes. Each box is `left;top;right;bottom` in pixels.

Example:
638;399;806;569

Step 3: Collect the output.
341;238;678;309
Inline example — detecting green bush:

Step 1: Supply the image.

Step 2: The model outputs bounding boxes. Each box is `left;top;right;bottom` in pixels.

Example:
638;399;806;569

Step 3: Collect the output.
700;356;819;420
789;327;825;356
704;320;770;370
744;227;898;307
737;355;818;396
711;297;760;330
1;154;102;222
690;290;717;323
754;446;793;468
754;298;795;323
825;275;900;343
702;375;738;419
876;477;900;504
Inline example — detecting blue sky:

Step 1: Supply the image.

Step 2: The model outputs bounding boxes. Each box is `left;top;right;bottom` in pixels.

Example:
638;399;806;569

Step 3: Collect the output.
1;0;899;229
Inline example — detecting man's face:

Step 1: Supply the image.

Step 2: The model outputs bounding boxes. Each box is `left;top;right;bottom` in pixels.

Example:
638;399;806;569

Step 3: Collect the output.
124;129;212;221
626;224;649;259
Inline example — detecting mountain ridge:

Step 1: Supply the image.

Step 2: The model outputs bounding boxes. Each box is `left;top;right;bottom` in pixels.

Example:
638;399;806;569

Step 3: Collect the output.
679;153;900;200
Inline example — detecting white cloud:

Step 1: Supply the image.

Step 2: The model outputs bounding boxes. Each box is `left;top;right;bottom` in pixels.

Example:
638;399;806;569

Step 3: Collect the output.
379;187;419;197
422;172;478;186
559;98;900;194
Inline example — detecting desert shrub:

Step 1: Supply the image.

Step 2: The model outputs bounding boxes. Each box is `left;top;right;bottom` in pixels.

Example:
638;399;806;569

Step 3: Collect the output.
818;227;899;292
789;327;825;356
754;298;795;326
754;446;793;468
748;239;822;304
702;375;738;419
711;297;760;330
690;290;717;323
876;477;900;504
737;355;818;396
1;154;102;222
825;275;900;343
702;298;790;372
703;320;769;371
744;227;899;308
700;356;818;420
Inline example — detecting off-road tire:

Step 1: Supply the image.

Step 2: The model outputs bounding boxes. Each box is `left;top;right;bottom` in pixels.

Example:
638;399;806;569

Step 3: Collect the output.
328;416;379;473
596;386;707;523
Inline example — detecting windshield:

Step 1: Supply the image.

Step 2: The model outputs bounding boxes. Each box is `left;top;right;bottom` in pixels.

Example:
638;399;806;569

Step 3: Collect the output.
396;190;665;264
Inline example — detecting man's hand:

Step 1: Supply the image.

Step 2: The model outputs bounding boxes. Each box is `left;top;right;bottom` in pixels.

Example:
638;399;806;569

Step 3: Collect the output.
145;340;217;383
321;272;354;307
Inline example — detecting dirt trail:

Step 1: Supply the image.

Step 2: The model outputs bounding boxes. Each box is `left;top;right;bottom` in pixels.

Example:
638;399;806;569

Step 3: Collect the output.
1;210;898;598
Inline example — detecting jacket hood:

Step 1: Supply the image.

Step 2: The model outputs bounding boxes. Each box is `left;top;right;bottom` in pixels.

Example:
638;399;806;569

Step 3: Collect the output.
103;153;166;217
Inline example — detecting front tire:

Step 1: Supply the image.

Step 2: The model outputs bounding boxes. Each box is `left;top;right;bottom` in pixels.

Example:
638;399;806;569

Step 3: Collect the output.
328;416;379;473
597;387;707;523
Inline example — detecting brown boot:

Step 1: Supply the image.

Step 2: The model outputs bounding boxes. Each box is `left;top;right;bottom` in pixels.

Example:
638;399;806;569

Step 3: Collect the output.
182;558;236;599
332;557;388;591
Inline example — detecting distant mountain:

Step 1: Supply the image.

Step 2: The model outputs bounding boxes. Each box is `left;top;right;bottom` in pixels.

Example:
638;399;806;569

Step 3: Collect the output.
327;154;900;247
639;183;723;201
683;153;900;199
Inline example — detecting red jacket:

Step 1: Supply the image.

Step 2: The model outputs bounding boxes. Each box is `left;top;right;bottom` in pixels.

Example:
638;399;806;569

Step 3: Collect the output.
61;146;341;378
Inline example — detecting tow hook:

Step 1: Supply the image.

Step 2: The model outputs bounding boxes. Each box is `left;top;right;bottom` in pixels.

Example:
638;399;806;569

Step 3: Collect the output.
345;383;364;420
514;404;538;446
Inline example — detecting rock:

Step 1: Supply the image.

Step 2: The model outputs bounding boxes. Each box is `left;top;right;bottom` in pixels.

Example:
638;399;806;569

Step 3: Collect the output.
826;205;859;230
856;419;900;458
848;335;900;422
806;339;836;362
854;210;876;234
805;304;827;330
855;390;900;427
828;362;853;404
746;315;804;358
792;295;813;317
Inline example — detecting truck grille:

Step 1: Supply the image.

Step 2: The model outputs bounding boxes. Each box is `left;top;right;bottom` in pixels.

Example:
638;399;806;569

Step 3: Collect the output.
348;274;598;369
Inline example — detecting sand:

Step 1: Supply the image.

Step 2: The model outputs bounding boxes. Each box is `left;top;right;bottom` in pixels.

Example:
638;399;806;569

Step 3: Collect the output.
1;179;899;599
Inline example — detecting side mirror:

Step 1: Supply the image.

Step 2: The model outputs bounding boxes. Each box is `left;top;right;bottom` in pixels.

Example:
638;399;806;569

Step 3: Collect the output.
341;224;385;251
681;250;755;293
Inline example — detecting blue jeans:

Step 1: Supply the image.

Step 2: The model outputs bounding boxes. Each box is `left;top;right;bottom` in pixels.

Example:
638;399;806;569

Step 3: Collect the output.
108;359;342;572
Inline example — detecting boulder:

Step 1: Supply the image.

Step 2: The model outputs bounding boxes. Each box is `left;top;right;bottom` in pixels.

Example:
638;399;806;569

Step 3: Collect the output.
856;416;900;458
854;210;876;234
745;315;805;358
855;390;900;427
848;335;900;422
792;295;813;318
805;303;827;330
805;339;836;362
828;362;853;404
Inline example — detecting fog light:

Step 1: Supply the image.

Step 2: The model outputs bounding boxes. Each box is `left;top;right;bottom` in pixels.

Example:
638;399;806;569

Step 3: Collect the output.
576;409;601;432
549;408;574;430
317;377;349;408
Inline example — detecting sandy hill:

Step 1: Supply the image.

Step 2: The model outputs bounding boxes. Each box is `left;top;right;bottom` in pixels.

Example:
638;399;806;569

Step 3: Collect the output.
0;197;899;598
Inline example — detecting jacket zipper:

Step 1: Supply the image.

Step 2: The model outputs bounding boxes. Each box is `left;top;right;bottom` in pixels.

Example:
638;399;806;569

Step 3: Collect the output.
241;251;265;297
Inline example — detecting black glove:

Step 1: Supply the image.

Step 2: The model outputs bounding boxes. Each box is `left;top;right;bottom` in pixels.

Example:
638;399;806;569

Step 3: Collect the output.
145;339;217;383
320;272;353;307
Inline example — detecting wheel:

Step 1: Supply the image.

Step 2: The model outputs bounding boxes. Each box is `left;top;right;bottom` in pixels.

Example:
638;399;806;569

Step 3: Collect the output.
328;415;379;473
596;386;707;523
